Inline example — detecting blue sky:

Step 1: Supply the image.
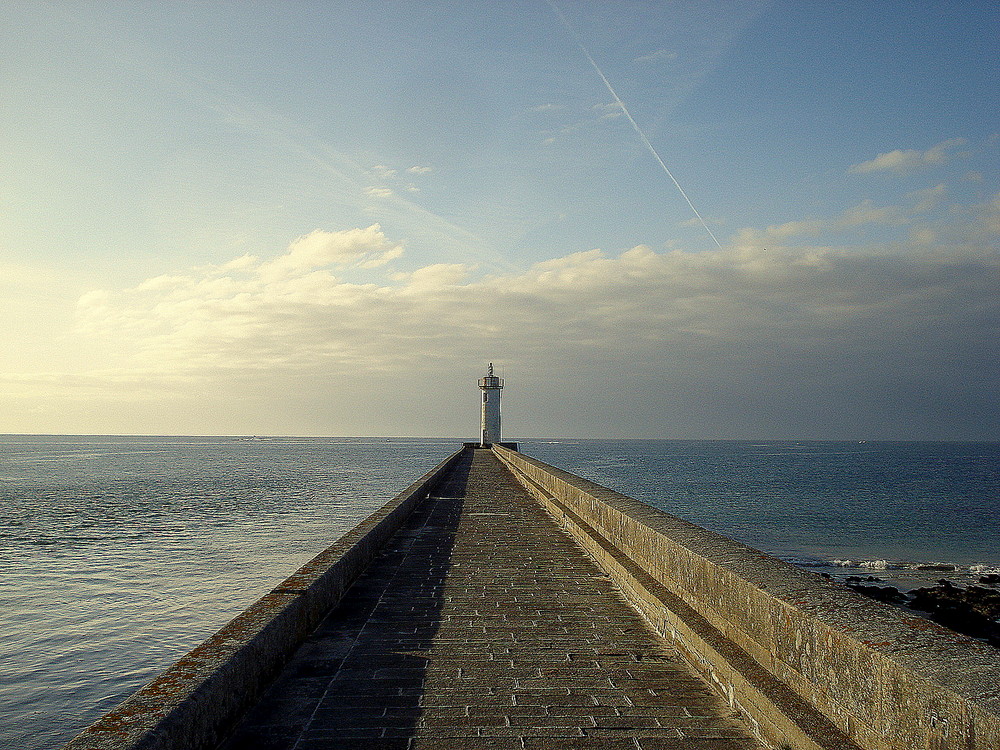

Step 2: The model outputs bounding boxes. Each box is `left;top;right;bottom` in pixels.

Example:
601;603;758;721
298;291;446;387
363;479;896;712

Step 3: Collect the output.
2;1;998;439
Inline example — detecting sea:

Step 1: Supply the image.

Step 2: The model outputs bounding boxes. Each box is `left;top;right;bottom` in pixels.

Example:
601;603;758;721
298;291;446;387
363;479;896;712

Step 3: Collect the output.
1;436;997;749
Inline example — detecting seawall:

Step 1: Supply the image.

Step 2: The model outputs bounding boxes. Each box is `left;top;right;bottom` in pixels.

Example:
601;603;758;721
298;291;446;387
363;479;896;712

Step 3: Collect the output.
62;448;464;750
493;444;1000;750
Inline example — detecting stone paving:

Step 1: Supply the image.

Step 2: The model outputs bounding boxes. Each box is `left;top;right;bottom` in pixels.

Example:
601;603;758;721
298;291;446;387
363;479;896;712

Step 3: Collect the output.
219;449;761;750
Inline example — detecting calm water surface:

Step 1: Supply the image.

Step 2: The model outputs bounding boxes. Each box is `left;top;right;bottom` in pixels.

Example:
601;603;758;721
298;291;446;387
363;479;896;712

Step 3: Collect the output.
2;437;997;748
523;439;1000;579
0;436;454;750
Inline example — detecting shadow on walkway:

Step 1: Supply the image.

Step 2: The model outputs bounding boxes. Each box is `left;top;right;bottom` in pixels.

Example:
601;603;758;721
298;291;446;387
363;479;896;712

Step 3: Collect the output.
220;451;472;750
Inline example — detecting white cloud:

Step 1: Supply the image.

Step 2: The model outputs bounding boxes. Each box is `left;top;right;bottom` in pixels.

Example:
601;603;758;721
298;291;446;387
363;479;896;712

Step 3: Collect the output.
261;226;403;278
679;216;723;228
635;48;678;63
364;186;394;198
536;101;634;146
734;199;912;246
593;102;622;119
406;165;434;175
373;164;397;178
909;227;938;245
907;184;947;213
979;191;1000;235
838;199;907;227
848;138;967;174
403;263;471;289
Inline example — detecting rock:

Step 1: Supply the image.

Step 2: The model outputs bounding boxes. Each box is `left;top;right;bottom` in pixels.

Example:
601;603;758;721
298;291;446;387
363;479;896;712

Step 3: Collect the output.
978;574;1000;585
908;583;1000;647
846;582;905;604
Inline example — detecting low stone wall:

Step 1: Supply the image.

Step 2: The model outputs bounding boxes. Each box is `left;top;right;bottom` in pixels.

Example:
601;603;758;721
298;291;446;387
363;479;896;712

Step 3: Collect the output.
63;448;465;750
494;444;1000;750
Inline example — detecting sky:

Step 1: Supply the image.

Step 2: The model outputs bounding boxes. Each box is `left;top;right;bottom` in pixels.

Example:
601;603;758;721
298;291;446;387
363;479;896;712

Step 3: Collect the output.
2;1;998;440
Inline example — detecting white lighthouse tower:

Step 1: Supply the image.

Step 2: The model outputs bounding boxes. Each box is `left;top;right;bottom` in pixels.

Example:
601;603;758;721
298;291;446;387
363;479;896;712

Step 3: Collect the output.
478;363;504;446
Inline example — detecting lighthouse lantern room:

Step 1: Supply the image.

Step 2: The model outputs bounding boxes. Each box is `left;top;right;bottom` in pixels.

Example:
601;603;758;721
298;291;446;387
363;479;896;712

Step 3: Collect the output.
478;363;504;446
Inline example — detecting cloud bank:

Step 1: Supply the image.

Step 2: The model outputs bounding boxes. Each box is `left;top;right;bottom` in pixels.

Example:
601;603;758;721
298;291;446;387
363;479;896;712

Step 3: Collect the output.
60;193;1000;438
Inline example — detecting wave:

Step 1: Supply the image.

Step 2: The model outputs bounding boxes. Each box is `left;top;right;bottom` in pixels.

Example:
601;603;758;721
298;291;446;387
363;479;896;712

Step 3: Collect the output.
970;564;1000;576
780;555;1000;577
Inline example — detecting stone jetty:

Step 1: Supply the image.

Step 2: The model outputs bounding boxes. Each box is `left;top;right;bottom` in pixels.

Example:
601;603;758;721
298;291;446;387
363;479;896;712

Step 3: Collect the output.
219;447;756;749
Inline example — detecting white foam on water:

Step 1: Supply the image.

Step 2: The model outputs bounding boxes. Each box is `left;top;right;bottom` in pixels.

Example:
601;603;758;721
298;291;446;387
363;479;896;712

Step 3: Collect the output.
970;564;1000;576
831;558;899;570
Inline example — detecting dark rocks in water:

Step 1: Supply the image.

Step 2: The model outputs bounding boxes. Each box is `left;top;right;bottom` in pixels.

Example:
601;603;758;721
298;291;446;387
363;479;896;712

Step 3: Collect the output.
916;563;958;572
846;581;906;604
908;583;1000;647
979;573;1000;585
846;575;883;583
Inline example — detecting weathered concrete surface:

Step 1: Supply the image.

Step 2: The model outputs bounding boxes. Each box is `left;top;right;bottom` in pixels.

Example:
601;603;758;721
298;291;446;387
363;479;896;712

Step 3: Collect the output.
494;444;1000;750
62;449;465;750
219;448;761;749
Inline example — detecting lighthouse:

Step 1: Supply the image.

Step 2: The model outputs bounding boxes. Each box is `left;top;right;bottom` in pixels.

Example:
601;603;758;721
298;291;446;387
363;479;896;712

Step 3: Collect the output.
478;363;504;446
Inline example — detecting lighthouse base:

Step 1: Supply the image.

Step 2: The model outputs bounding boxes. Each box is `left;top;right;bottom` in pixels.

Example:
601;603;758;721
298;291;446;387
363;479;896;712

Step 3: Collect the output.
464;441;519;451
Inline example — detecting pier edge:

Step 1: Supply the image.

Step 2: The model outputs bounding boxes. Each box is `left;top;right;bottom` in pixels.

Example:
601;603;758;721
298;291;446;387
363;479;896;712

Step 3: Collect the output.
492;443;1000;750
61;448;465;750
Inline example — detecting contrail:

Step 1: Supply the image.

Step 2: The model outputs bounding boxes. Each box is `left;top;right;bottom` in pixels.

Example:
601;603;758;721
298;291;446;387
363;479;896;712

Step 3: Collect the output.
546;0;723;249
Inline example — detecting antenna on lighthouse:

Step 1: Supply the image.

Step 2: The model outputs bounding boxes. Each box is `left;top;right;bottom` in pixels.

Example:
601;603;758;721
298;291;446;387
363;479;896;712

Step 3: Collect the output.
478;363;504;447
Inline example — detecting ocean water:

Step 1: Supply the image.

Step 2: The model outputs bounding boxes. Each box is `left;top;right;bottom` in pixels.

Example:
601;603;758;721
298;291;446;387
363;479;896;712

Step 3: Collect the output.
0;435;455;750
1;436;997;748
523;439;1000;585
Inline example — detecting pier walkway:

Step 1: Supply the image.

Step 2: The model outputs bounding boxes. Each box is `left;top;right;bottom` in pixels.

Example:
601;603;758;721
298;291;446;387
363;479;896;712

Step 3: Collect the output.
220;448;759;750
